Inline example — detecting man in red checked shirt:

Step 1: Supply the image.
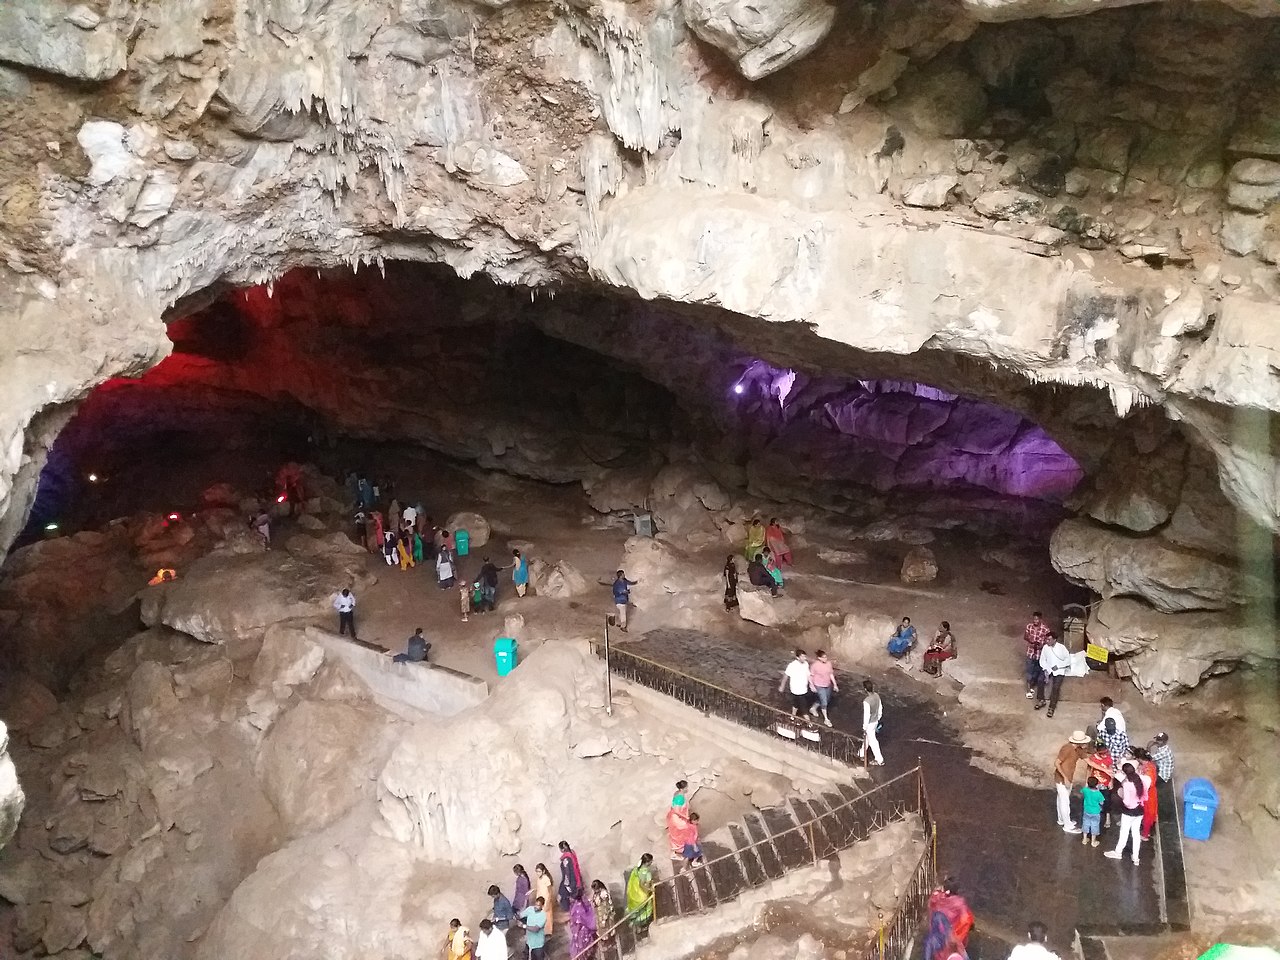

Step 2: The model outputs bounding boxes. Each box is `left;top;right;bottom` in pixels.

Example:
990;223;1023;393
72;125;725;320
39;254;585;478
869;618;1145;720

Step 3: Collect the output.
1023;611;1053;700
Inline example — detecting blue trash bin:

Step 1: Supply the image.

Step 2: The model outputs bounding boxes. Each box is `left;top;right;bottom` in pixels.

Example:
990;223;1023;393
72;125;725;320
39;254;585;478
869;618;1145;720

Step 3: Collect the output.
1183;778;1219;841
494;637;518;677
454;529;470;557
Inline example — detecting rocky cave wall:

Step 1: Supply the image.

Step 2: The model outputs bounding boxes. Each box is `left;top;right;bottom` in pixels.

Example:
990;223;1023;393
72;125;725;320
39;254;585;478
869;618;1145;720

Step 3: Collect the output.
1;0;1279;694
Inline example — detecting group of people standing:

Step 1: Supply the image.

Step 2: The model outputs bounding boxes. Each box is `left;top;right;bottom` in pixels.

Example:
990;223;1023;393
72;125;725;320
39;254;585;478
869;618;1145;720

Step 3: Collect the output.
1052;700;1174;865
777;650;885;765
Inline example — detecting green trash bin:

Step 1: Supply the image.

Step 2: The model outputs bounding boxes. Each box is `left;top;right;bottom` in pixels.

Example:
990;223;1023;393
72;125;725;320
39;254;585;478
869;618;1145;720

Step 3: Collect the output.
454;529;470;557
494;637;518;677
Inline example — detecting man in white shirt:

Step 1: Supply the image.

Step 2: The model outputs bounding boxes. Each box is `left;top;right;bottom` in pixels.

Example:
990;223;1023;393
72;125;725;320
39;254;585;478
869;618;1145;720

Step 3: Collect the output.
1099;697;1126;734
333;588;357;640
778;650;811;717
1008;922;1059;960
475;919;507;960
859;679;884;766
1035;635;1071;718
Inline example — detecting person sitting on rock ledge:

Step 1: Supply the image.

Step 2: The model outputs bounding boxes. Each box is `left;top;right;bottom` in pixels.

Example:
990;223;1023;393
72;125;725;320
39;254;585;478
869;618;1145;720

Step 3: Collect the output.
887;617;917;658
391;627;430;664
746;555;777;597
922;622;956;675
765;517;792;566
762;547;785;593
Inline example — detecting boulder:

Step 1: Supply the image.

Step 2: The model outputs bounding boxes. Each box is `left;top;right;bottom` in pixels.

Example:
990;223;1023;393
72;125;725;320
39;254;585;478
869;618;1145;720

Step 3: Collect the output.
738;589;804;626
899;547;938;583
1050;518;1263;613
1087;598;1279;701
902;176;959;209
140;549;372;645
251;624;327;693
825;612;900;664
0;673;59;731
0;3;127;81
528;559;590;599
683;0;837;80
200;483;242;508
1075;422;1186;533
256;700;398;838
620;536;716;598
974;189;1044;221
445;512;490;548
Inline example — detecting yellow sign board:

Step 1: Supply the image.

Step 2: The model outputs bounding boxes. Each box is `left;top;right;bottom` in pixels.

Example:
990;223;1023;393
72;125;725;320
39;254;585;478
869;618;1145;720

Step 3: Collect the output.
1086;643;1110;663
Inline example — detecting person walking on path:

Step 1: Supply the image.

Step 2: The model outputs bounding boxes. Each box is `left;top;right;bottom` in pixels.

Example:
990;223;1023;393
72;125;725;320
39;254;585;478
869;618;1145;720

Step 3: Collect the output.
569;889;598;959
924;878;974;960
511;864;531;914
1104;761;1148;864
558;841;584;911
624;854;655;935
333;588;357;640
487;885;515;930
612;570;638;632
1008;922;1059;960
1148;733;1174;784
445;920;472;960
1023;612;1053;698
478;557;500;612
722;555;740;611
1053;730;1091;833
808;650;838;727
590;880;615;954
1035;635;1072;717
779;650;811;718
512;549;530;598
859;679;885;766
475;920;506;960
533;864;555;934
519;897;550;960
392;627;430;663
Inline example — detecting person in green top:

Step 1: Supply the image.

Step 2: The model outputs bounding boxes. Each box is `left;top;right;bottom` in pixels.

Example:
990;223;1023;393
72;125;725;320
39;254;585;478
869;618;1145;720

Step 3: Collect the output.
625;853;656;934
1080;776;1106;848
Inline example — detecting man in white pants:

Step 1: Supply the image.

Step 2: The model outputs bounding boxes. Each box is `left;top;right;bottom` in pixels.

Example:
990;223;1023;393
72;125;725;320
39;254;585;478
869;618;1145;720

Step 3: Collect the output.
859;679;884;766
1053;730;1091;833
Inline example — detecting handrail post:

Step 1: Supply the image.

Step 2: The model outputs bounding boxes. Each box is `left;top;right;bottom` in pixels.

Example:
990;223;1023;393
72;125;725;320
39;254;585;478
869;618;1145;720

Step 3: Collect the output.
603;615;613;716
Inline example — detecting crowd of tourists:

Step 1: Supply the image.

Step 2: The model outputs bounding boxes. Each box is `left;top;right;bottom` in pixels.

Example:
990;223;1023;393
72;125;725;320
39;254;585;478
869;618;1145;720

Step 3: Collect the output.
1052;702;1175;864
442;783;700;960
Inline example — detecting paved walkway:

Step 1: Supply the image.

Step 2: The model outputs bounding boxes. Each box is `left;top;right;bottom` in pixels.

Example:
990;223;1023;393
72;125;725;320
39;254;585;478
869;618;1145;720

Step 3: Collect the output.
631;629;1169;957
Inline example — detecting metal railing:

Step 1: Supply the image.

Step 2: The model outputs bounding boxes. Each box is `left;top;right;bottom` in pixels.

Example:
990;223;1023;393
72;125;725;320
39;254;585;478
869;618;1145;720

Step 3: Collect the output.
587;634;941;960
571;768;934;960
592;640;868;766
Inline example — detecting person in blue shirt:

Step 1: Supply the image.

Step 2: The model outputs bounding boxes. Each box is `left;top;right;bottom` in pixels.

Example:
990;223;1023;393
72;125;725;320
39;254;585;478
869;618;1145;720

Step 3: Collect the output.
520;897;549;960
487;884;514;930
612;570;638;632
887;617;917;658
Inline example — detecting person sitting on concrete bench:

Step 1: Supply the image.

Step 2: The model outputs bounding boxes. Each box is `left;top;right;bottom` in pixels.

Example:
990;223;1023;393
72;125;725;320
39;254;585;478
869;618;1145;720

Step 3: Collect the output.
392;627;431;663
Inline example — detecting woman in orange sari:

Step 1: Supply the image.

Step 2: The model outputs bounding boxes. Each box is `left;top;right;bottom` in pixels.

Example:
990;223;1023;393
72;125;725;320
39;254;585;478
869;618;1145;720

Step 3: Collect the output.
1135;748;1159;840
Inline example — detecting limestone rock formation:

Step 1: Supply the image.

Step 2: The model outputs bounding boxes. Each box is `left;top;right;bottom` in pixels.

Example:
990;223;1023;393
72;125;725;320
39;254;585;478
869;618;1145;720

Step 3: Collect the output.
0;721;22;852
1050;517;1265;613
899;547;939;584
1087;598;1280;701
684;0;837;80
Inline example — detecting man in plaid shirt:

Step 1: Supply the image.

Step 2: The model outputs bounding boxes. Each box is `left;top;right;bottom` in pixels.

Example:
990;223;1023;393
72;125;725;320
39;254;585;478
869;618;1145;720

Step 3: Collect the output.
1099;717;1130;767
1148;733;1174;783
1023;611;1053;699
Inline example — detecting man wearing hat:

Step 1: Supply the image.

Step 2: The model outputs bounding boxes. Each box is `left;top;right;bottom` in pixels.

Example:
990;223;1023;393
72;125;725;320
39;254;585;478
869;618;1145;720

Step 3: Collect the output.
1053;730;1093;833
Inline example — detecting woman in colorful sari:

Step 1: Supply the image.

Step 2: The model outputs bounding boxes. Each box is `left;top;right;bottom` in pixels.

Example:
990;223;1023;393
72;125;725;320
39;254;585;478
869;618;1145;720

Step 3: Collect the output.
924;878;974;960
922;622;957;676
511;864;531;914
534;863;555;934
1135;748;1159;840
590;880;615;952
666;795;692;861
568;889;597;959
370;511;385;554
763;548;784;592
744;517;766;562
765;518;792;566
624;854;655;934
396;531;414;570
412;529;425;565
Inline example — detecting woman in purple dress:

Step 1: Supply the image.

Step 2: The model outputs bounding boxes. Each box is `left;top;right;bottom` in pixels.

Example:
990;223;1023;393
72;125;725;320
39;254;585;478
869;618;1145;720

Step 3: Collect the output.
569;889;598;959
511;863;531;913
